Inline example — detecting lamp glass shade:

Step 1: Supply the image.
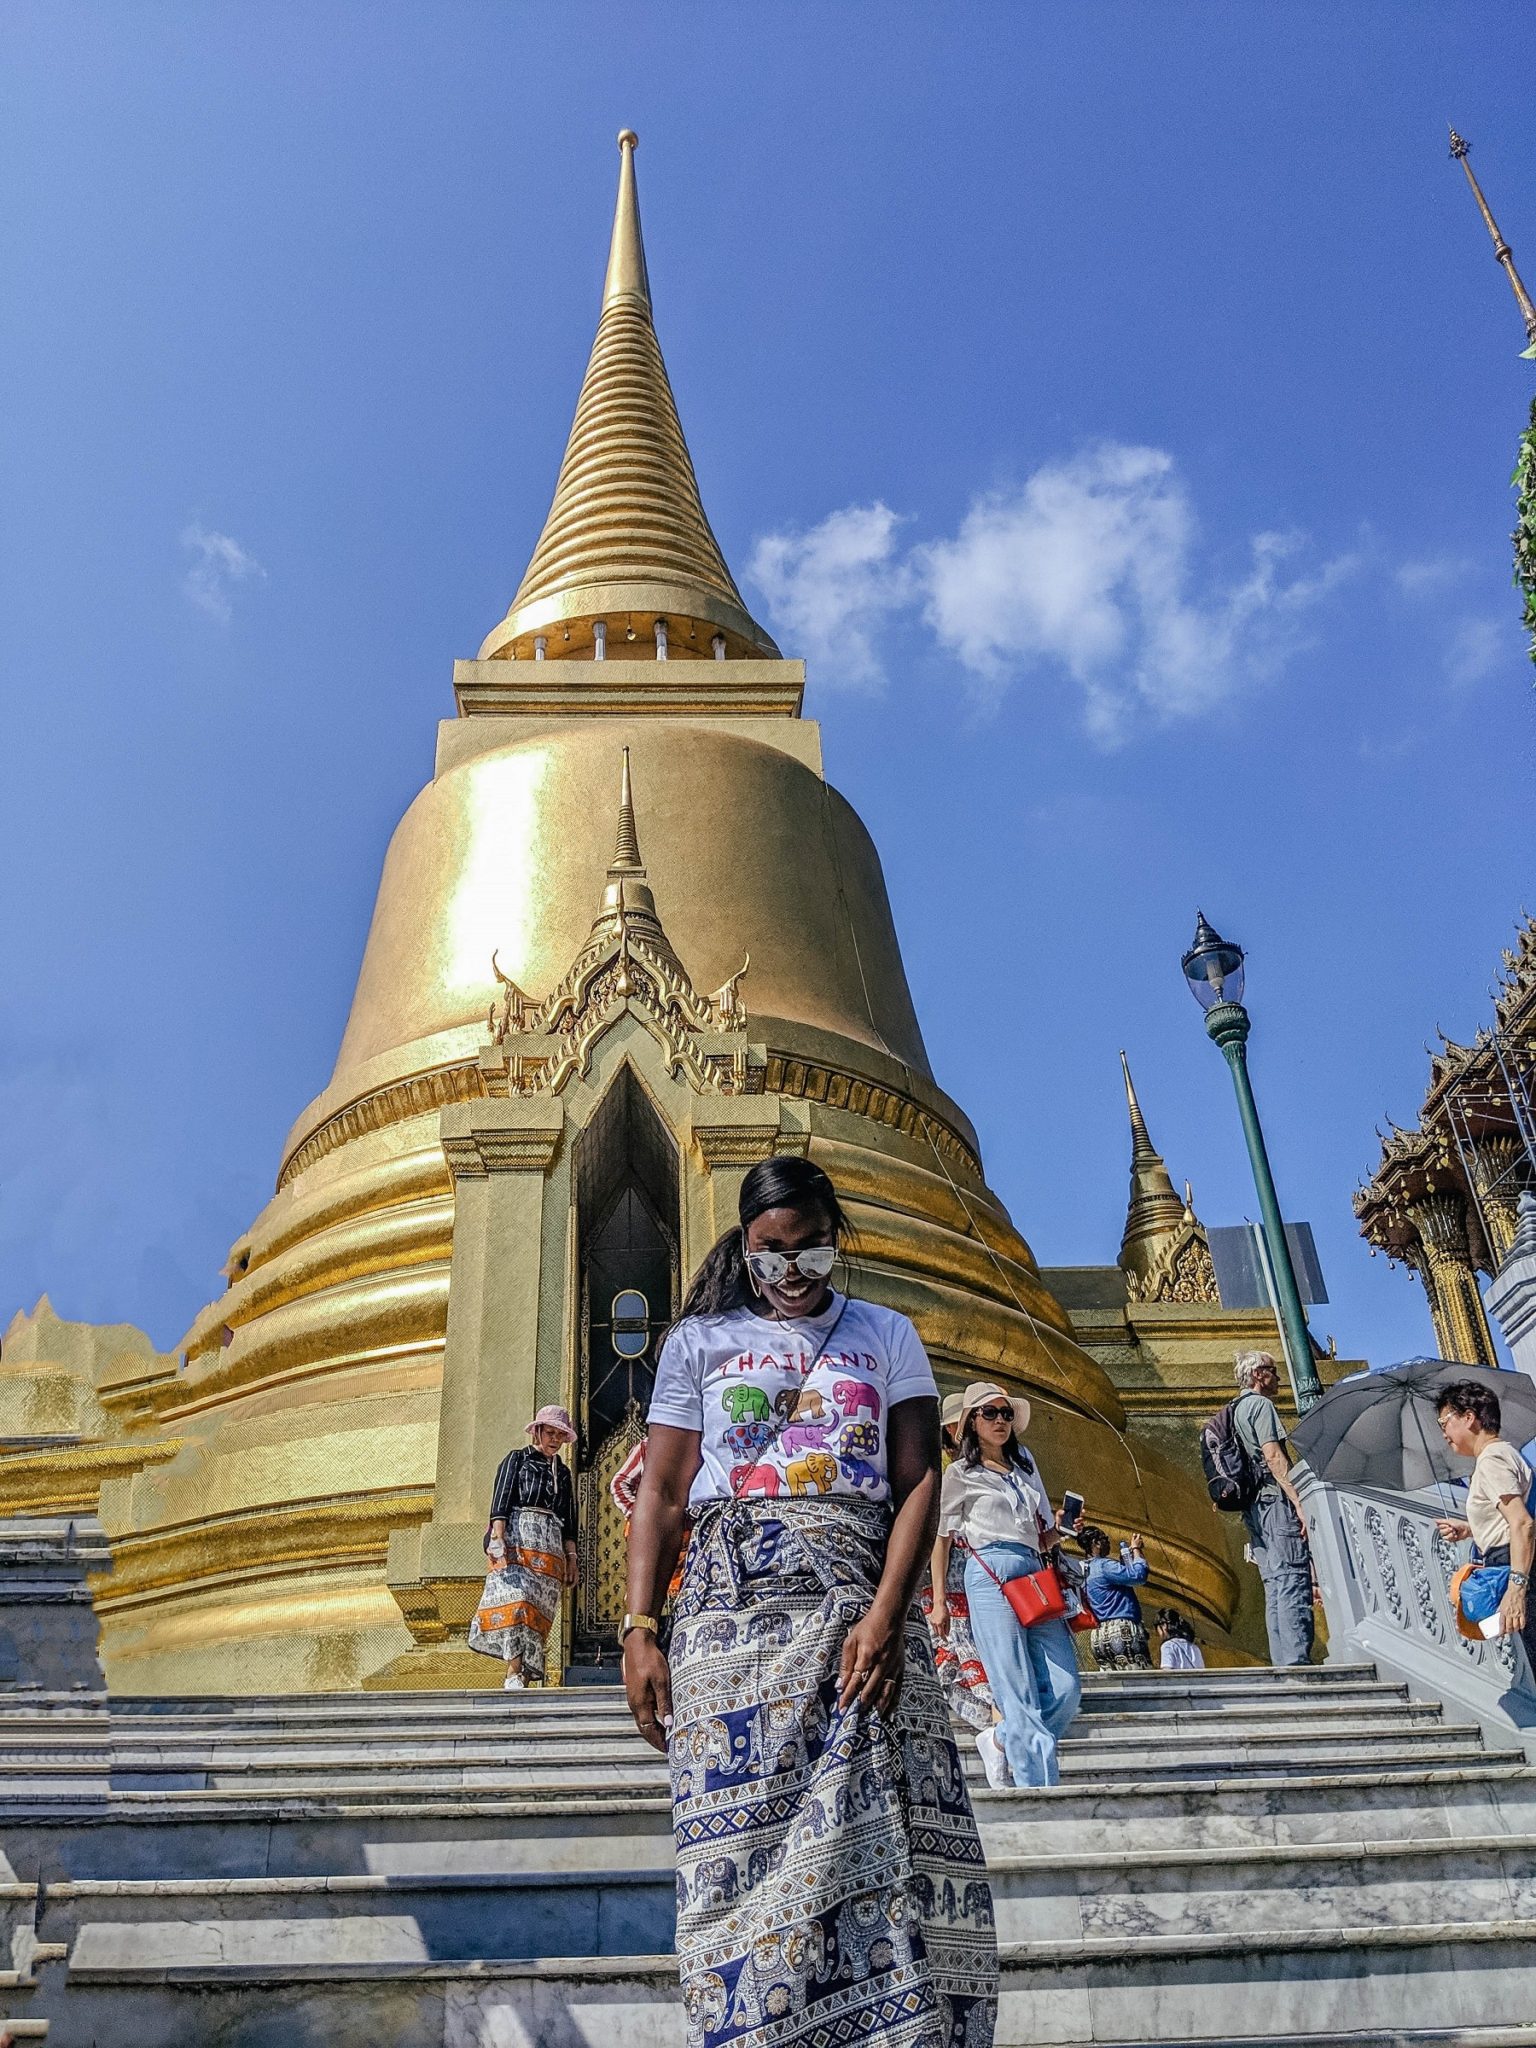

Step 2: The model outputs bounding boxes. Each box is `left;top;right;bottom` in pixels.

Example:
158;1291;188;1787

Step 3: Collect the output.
1182;919;1246;1011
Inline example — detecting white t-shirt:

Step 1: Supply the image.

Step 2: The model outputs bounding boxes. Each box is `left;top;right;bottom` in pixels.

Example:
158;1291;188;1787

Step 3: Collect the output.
1466;1439;1534;1554
1160;1638;1205;1671
647;1293;939;1510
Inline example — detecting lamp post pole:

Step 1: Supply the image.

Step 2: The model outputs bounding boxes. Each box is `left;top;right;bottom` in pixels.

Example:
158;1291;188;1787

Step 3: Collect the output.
1204;1002;1324;1410
1181;913;1324;1413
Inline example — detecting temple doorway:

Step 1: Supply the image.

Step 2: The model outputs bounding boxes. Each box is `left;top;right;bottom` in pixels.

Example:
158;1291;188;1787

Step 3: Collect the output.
571;1066;679;1661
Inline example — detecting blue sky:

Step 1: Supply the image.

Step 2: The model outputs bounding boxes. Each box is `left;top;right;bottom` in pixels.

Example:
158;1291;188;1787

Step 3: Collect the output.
1;4;1532;1367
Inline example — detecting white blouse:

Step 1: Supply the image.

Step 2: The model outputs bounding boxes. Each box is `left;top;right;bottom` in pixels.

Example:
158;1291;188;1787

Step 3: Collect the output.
939;1453;1052;1553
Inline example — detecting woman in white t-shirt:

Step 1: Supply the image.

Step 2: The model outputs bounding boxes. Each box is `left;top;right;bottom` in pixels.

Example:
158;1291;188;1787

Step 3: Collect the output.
623;1156;997;2048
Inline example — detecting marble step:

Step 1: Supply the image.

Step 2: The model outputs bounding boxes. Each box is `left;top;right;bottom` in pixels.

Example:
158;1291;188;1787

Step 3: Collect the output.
77;1730;1503;1794
31;1829;1536;1970
35;1919;1536;2046
23;1690;1465;1756
50;1701;1452;1774
11;1760;1536;1894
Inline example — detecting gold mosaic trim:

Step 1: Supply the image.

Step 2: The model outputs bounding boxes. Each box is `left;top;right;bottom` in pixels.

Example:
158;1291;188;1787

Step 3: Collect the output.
762;1054;980;1179
278;1048;979;1189
278;1064;490;1189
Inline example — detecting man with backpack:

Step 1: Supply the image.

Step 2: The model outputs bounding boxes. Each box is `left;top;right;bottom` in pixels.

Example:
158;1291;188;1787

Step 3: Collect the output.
1228;1350;1315;1666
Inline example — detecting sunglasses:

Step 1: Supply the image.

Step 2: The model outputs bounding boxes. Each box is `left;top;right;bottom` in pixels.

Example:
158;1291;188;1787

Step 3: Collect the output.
745;1246;838;1285
975;1404;1015;1424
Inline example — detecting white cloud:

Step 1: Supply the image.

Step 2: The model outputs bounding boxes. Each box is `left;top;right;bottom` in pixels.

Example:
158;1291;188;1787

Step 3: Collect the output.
1395;554;1476;596
1445;615;1507;689
746;503;910;687
748;443;1358;742
181;521;265;623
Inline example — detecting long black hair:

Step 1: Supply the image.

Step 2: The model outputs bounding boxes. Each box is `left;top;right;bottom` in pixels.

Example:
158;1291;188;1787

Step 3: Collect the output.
677;1156;851;1321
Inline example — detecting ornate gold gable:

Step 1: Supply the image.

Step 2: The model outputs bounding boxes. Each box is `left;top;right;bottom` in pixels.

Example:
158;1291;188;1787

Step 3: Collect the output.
484;749;760;1098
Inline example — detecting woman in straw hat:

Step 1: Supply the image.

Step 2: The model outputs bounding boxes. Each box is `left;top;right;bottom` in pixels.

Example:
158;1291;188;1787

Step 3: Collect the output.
624;1155;996;2048
471;1405;579;1690
922;1392;1006;1783
934;1382;1082;1788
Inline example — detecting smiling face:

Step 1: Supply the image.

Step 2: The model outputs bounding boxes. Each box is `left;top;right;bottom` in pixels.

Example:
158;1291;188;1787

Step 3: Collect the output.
743;1202;837;1319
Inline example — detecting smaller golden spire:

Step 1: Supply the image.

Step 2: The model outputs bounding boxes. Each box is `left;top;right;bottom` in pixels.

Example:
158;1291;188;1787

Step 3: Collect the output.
1118;1052;1190;1271
1117;1054;1219;1305
1449;127;1536;354
611;745;644;872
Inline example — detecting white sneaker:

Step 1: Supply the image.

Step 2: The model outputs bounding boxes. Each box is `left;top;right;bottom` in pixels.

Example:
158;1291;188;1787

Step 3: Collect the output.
976;1724;1011;1789
502;1672;525;1691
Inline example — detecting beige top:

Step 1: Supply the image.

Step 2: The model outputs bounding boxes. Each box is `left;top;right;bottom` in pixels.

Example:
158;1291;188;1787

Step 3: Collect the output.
1466;1440;1534;1554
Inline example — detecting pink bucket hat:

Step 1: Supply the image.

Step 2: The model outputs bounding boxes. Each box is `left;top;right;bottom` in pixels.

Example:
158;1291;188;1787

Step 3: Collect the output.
526;1404;577;1443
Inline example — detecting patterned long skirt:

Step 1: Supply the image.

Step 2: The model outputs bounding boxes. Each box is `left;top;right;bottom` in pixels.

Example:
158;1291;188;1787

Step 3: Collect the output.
668;1495;997;2048
466;1506;564;1679
920;1550;997;1733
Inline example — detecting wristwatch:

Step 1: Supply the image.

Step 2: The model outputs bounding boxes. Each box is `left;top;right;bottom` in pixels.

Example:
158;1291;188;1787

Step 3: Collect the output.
1510;1571;1530;1589
620;1612;659;1642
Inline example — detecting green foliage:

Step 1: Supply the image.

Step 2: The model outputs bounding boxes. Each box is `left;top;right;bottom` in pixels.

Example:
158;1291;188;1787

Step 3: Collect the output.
1514;393;1536;671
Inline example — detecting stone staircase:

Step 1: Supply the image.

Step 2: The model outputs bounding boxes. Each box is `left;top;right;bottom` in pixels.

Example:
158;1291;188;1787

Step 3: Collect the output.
1;1664;1534;2047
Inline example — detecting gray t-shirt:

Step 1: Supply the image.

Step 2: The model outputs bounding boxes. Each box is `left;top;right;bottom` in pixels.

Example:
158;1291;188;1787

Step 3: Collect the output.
1233;1391;1287;1493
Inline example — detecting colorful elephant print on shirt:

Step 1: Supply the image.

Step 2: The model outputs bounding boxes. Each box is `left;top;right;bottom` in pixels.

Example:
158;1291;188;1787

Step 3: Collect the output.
722;1384;772;1425
836;1420;882;1490
832;1378;881;1421
786;1449;838;1495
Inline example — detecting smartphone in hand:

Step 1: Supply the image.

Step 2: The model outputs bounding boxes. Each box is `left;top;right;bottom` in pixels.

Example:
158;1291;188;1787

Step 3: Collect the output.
1061;1490;1085;1528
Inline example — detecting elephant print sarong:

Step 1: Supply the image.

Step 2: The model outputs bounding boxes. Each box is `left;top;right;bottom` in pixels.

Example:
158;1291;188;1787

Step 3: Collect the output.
920;1548;997;1734
467;1506;563;1678
668;1494;997;2048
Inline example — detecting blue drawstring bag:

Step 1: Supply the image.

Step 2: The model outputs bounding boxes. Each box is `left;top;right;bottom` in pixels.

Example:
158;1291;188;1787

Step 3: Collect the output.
1459;1564;1510;1625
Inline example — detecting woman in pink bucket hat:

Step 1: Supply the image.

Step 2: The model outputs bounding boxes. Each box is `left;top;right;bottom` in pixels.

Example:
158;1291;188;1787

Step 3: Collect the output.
470;1404;579;1688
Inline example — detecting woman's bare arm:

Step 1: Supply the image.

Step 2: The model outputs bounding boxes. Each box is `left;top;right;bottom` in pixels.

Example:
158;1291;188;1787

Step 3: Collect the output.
838;1396;941;1715
622;1423;701;1753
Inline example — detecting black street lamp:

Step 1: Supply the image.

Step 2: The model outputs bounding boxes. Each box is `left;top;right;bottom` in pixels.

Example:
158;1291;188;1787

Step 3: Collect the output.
1182;913;1324;1411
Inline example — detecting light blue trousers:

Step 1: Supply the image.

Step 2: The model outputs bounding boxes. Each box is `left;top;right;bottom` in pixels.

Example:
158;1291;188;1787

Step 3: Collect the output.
964;1542;1083;1788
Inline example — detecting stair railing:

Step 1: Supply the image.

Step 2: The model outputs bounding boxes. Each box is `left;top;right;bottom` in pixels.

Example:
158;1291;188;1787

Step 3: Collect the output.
1299;1467;1536;1754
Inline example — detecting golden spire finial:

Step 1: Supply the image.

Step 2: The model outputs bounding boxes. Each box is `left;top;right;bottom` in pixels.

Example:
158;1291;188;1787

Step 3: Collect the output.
1117;1052;1188;1275
604;131;650;309
1449;127;1536;353
479;134;780;665
611;746;644;872
1120;1048;1158;1165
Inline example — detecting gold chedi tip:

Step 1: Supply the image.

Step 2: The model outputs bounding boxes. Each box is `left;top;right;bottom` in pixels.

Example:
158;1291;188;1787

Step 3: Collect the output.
481;130;780;663
1118;1051;1188;1256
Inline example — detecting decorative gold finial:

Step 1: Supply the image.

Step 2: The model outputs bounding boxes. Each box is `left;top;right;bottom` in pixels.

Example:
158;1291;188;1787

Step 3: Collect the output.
1448;126;1536;353
611;746;644;872
604;128;650;309
479;136;779;664
1120;1049;1158;1164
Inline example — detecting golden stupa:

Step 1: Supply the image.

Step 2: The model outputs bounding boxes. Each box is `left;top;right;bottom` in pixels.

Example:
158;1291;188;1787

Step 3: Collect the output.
3;133;1236;1690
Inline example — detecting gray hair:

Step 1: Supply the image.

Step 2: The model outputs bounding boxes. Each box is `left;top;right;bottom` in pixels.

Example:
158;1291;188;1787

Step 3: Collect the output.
1234;1351;1277;1391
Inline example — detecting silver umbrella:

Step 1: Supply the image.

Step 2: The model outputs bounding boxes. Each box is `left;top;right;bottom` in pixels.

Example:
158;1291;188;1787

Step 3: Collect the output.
1289;1359;1536;1494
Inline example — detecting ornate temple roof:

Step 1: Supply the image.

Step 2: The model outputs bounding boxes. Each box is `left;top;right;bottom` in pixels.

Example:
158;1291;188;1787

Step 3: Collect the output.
479;132;778;664
1354;914;1536;1273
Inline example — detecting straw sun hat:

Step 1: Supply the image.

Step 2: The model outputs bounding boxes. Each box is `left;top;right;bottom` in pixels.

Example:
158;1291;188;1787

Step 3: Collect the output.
957;1381;1031;1436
